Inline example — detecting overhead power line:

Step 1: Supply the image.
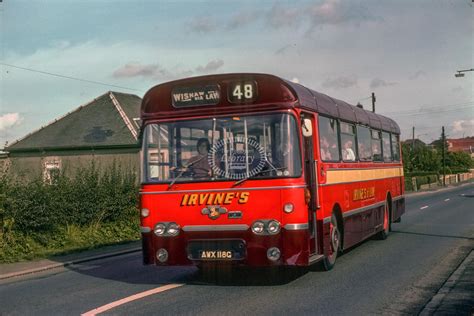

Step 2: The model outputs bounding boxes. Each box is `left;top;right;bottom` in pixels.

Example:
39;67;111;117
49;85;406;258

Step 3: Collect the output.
0;62;143;92
381;101;474;115
384;105;474;117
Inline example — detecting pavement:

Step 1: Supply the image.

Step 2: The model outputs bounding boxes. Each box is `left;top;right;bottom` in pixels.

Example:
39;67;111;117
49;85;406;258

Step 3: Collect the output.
420;250;474;315
0;241;141;280
0;181;472;315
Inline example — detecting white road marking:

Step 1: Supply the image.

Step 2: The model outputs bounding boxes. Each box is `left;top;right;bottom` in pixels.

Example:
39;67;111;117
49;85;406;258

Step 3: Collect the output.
81;283;184;316
420;206;429;210
444;198;450;201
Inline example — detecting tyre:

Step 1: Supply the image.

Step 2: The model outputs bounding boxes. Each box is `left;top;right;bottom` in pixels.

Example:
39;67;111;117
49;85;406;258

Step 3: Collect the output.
322;213;341;271
375;199;390;240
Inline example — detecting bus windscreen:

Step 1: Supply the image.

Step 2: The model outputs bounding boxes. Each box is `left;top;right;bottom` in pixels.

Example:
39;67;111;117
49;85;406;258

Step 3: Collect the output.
143;113;302;183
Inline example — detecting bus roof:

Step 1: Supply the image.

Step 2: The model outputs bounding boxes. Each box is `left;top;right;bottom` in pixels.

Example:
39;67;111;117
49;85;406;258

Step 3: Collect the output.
141;73;400;134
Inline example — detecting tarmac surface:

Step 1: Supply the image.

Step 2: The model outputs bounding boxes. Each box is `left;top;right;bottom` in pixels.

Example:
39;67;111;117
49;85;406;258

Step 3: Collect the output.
0;183;473;315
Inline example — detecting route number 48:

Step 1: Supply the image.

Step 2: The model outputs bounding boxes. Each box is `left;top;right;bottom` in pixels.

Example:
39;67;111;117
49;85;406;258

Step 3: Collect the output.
228;81;257;103
233;84;253;100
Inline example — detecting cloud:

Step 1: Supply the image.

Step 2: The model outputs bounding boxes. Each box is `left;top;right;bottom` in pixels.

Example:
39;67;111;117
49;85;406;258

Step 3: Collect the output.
112;62;163;78
195;59;224;73
185;1;379;35
112;59;224;80
266;4;302;29
274;44;299;55
307;0;379;29
452;119;474;134
409;70;426;80
187;17;217;33
322;75;357;89
227;10;260;29
0;113;23;131
370;78;397;89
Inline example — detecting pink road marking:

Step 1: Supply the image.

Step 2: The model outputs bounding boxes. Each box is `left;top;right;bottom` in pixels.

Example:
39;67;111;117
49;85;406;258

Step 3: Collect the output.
81;283;184;316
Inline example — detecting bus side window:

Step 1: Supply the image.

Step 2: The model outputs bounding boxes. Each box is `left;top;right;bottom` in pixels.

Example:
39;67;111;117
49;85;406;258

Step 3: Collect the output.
357;126;372;161
391;134;400;161
382;131;392;162
318;116;340;161
340;122;356;162
371;129;383;162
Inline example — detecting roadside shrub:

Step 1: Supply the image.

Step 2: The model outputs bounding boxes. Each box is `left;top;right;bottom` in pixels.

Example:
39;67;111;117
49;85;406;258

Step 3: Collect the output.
1;161;139;234
405;171;438;178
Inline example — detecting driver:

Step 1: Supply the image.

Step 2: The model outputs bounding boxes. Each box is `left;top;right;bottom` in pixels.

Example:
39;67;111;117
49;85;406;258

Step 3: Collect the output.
187;138;211;178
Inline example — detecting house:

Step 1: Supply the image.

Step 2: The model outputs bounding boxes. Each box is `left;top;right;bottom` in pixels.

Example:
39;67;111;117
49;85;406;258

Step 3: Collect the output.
447;137;474;157
3;91;142;182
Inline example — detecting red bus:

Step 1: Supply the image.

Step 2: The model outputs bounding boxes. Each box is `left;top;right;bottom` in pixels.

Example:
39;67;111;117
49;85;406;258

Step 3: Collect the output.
139;73;404;270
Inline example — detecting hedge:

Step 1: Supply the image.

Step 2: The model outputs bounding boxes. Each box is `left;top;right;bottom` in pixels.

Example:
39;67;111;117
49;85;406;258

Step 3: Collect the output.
0;162;140;262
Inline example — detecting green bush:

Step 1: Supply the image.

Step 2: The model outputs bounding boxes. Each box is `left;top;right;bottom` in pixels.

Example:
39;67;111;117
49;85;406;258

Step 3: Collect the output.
450;168;470;174
405;171;438;178
0;161;140;262
405;174;440;191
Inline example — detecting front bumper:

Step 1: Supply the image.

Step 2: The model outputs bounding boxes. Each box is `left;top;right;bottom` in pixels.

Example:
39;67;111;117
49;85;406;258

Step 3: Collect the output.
141;228;310;267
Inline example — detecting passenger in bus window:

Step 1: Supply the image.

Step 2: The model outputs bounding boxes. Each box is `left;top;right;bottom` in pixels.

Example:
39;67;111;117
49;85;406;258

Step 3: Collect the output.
359;143;371;161
372;142;382;161
342;140;356;161
187;138;211;178
320;136;333;161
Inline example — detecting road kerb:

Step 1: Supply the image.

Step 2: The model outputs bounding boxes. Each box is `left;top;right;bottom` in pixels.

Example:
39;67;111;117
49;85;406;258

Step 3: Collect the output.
0;247;141;281
419;250;474;315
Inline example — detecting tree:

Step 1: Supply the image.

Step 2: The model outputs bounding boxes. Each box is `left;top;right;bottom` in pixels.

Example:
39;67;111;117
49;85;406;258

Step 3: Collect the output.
402;142;441;173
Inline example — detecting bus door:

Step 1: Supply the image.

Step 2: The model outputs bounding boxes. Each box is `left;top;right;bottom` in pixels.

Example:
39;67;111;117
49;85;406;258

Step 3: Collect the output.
301;113;319;255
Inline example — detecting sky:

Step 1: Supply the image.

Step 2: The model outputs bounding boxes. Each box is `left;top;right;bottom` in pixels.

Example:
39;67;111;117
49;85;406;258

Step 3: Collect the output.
0;0;473;148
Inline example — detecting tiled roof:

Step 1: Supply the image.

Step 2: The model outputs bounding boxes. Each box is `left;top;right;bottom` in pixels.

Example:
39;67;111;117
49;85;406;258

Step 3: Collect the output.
6;92;142;152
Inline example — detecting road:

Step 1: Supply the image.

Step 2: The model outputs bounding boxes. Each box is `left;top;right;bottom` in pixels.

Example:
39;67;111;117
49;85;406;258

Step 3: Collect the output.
1;184;473;315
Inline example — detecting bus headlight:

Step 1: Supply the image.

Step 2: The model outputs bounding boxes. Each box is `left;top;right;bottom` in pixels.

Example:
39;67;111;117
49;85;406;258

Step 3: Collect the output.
166;222;180;236
267;220;281;234
141;208;150;217
154;223;166;236
252;221;265;234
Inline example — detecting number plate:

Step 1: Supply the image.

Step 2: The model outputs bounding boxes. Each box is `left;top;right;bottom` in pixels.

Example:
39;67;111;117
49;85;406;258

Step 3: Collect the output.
187;239;246;261
199;250;233;260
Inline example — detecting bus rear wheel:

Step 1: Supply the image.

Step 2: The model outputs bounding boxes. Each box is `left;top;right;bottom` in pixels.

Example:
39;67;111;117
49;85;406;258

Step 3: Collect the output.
322;213;341;271
375;199;390;240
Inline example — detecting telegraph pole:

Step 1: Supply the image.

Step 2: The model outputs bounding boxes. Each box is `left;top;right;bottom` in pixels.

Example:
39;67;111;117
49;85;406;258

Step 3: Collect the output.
412;126;415;151
371;92;376;113
442;126;446;186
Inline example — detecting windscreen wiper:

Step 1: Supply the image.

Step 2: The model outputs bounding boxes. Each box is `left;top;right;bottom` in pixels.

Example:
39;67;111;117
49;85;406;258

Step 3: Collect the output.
232;166;287;187
168;156;206;189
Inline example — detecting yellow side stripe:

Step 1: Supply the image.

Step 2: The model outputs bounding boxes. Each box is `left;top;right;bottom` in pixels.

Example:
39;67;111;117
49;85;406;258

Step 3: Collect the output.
325;167;404;185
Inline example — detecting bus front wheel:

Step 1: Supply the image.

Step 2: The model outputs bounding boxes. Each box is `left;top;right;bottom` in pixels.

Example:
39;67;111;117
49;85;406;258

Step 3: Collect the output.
322;213;341;271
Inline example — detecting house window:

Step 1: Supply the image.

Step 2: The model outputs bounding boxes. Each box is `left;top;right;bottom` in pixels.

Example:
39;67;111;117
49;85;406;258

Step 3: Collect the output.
43;158;61;184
